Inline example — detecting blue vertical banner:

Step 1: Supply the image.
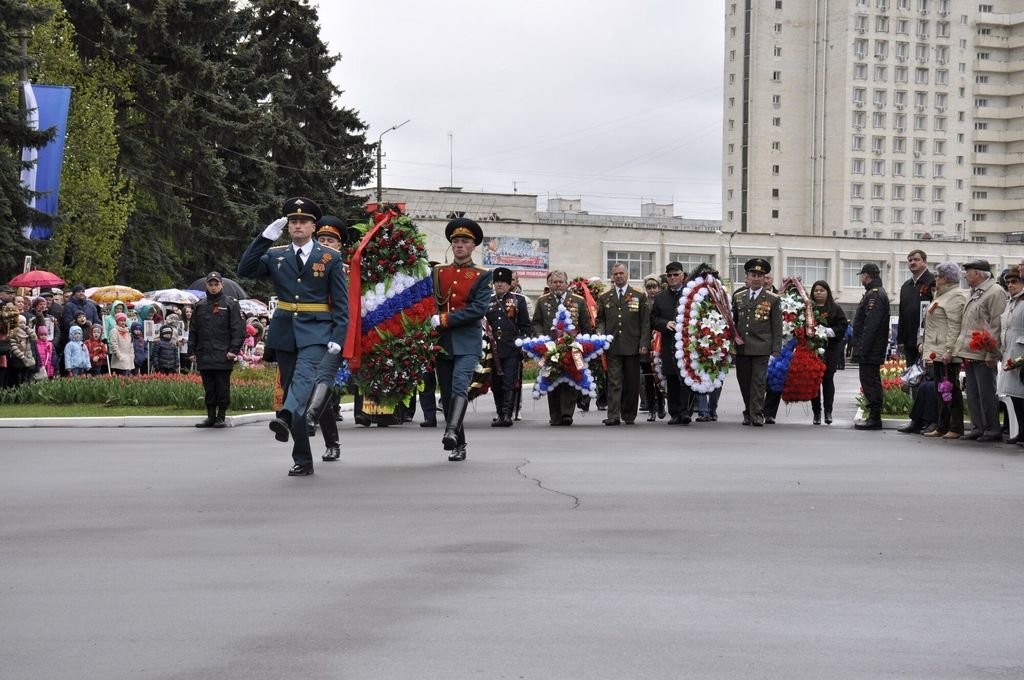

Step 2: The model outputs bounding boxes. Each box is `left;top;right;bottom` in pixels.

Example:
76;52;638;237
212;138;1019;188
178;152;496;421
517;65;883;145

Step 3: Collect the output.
20;83;72;240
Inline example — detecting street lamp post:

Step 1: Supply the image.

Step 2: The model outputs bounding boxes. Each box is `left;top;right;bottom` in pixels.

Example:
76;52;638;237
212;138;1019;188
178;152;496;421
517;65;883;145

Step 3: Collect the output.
716;229;739;291
376;119;410;205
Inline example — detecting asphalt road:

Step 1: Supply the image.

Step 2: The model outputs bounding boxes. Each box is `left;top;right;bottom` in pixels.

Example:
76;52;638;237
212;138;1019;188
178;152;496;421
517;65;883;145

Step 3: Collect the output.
3;371;1023;679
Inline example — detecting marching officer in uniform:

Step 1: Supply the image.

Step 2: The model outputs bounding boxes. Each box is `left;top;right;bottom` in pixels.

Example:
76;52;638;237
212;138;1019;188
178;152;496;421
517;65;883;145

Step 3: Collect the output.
301;214;355;463
732;258;782;426
484;266;532;427
238;197;349;476
431;217;492;461
597;262;650;425
532;270;595;425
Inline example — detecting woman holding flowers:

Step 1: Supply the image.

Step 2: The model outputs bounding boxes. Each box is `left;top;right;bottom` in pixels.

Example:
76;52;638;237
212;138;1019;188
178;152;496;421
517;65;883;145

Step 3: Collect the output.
809;281;848;425
997;265;1024;444
920;262;967;439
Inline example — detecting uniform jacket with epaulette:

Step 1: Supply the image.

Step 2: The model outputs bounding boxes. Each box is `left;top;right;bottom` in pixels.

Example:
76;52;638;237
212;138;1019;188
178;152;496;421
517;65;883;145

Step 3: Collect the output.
732;286;783;356
433;261;492;356
596;285;650;355
532;292;594;336
485;291;532;358
851;277;891;364
238;236;349;352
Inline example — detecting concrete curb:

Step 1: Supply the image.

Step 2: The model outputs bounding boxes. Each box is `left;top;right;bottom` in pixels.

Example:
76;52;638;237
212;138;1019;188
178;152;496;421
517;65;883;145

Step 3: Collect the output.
0;403;356;428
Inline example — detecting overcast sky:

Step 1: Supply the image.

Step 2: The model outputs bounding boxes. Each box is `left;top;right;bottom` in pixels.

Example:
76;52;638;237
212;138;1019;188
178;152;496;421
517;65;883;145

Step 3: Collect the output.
319;1;724;219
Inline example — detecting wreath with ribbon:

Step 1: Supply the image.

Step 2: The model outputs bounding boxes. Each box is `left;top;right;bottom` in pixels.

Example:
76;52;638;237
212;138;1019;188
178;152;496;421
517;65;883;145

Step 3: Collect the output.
675;272;736;393
344;206;438;408
766;278;827;402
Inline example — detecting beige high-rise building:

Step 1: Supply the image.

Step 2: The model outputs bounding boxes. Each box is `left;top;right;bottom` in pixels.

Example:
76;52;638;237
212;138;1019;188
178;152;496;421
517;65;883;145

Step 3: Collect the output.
723;0;1023;243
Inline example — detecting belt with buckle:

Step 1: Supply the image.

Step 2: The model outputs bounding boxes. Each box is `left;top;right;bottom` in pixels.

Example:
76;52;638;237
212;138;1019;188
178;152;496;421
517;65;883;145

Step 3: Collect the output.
276;302;330;313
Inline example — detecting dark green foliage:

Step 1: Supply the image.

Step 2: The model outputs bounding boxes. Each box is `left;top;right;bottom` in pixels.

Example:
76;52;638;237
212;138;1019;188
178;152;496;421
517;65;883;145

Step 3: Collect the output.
0;0;56;280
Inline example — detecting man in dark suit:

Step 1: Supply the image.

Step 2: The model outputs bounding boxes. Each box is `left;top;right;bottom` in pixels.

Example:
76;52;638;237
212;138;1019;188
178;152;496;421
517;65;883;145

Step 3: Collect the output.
897;249;934;368
532;270;594;425
597;262;650;425
732;258;782;427
431;218;493;461
484;267;532;427
650;261;695;424
238;197;349;476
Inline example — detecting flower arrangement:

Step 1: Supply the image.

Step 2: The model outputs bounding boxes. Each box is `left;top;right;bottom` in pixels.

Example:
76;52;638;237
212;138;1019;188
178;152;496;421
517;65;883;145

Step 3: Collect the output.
937;378;954;403
517;306;613;398
857;358;913;416
968;329;998;353
1004;356;1024;371
766;279;826;402
675;272;734;393
354;317;440;408
347;208;436;408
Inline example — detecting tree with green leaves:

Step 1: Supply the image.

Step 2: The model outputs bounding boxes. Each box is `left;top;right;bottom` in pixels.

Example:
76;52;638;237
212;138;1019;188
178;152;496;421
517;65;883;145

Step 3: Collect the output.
27;0;134;285
0;0;55;281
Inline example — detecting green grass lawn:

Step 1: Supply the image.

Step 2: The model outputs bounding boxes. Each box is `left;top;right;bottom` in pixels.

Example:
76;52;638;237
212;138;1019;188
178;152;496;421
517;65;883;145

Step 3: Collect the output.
0;404;212;418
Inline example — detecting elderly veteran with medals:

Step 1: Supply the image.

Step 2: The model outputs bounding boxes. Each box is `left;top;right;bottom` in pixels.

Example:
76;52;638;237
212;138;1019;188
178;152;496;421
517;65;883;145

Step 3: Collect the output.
732;258;782;426
597;262;650;425
430;218;492;461
238;197;349;476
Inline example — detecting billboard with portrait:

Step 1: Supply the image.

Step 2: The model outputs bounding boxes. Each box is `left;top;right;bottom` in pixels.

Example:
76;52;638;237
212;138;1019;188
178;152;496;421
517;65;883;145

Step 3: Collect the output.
482;236;550;278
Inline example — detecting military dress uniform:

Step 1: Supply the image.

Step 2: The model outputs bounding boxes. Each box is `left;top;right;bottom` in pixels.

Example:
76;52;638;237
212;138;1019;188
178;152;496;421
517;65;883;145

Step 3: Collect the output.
532;289;595;425
238;197;349;473
596;284;649;424
433;218;493;460
732;259;783;426
484;268;532;427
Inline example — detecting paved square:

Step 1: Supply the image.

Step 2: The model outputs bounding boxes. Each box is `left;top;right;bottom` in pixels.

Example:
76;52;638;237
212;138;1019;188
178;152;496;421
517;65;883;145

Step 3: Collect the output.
3;372;1023;679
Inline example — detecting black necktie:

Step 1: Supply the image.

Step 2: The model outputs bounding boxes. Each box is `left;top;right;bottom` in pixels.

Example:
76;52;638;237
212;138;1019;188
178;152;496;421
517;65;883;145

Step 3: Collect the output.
295;249;304;271
556;295;563;306
618;288;624;301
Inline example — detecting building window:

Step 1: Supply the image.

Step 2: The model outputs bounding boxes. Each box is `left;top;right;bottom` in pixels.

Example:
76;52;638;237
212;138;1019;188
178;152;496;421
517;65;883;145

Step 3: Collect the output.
872;111;886;128
893;161;905;176
895;66;908;83
853;159;866;174
912;209;924;224
872;207;885;223
787;257;829;284
772;71;782;82
771;164;780;175
872;159;886;175
971;213;987;222
774;46;782;57
872;184;885;199
893;136;906;152
771;141;781;151
892;208;905;222
932;186;944;201
851;183;864;199
874;65;888;82
774;23;783;33
893;185;905;200
853;135;865;151
772;117;782;127
852;206;864;222
932;209;944;224
772;188;780;198
913;185;925;201
843;260;883;286
668;253;714;275
771;209;780;219
606;251;654;280
854;63;868;80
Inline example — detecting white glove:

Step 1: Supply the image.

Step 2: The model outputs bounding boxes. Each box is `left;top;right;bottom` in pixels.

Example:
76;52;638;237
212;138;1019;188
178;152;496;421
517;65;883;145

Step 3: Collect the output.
824;328;835;338
261;216;287;240
430;315;441;329
327;342;341;355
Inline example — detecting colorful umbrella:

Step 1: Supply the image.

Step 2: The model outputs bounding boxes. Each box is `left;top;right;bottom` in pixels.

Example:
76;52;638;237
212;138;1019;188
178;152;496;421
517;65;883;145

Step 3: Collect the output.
88;285;145;304
148;288;200;305
8;269;65;288
238;298;269;317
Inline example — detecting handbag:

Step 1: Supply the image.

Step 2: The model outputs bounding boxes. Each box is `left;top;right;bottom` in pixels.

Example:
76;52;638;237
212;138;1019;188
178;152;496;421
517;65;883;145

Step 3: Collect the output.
901;359;926;388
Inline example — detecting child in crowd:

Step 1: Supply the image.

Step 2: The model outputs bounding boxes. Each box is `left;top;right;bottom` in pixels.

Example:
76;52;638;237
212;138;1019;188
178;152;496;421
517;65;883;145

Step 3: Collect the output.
241;324;257;367
85;323;108;375
131;322;148;375
153;324;179;374
250;341;265;370
35;326;55;379
64;325;91;376
9;315;38;385
107;312;134;376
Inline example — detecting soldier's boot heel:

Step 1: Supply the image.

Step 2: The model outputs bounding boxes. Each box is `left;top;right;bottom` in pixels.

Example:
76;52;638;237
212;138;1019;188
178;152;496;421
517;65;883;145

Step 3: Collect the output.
305;382;331;436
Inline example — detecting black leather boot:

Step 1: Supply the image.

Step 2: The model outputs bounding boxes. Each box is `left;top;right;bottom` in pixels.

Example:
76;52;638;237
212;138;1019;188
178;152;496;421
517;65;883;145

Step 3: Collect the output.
305;383;331;436
442;395;468;451
269;409;291;442
214;405;227;428
195;406;216;428
499;391;515;427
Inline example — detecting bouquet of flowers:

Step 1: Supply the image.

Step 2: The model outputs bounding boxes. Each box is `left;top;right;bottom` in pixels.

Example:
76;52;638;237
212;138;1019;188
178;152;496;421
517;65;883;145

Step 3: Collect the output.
1004;355;1024;372
346;205;437;408
517;306;613;398
766;279;826;402
968;329;998;353
675;271;735;393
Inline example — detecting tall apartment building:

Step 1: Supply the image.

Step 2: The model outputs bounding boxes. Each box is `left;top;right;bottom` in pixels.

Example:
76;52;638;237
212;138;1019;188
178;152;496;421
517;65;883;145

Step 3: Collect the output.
722;0;1023;243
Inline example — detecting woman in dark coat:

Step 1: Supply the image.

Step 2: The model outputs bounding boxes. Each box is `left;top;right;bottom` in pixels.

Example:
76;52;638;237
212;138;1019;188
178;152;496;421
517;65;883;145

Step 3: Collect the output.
190;273;244;428
809;280;849;425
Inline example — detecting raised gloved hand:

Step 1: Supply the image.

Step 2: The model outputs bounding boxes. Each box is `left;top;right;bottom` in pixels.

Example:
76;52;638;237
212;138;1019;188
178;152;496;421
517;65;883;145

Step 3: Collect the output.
824;327;836;338
430;315;441;329
327;342;341;355
261;216;288;240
